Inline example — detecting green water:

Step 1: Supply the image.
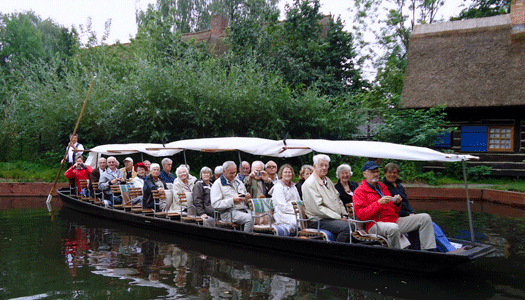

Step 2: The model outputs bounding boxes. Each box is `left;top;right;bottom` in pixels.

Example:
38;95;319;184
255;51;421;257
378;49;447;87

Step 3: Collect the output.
1;205;525;300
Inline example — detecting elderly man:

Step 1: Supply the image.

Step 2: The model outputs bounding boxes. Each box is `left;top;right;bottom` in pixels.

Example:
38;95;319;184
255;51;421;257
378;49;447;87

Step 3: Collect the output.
353;161;436;250
120;157;137;180
159;158;176;183
301;154;350;242
213;166;223;182
236;161;251;181
243;160;272;198
265;160;279;184
211;161;253;232
99;156;126;207
89;157;107;195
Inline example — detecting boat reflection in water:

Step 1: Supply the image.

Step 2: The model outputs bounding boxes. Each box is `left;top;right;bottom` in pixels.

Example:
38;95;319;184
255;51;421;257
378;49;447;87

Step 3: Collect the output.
63;223;305;299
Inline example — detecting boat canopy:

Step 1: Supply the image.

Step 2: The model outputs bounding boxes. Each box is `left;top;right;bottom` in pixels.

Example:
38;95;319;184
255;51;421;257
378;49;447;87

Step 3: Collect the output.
85;137;478;166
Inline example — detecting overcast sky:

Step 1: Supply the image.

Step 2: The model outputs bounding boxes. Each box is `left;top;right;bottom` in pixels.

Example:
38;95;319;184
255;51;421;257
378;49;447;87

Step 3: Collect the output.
1;0;470;45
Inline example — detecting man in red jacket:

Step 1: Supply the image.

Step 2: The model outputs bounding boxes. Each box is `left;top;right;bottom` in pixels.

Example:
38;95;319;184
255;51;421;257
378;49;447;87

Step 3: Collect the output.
353;161;435;250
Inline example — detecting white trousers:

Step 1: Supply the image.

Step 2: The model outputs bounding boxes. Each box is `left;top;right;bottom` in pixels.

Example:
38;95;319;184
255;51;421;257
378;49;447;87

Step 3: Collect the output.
370;213;436;249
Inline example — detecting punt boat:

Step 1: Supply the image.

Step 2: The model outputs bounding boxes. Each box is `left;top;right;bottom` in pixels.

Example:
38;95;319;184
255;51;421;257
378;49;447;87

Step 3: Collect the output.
56;137;495;273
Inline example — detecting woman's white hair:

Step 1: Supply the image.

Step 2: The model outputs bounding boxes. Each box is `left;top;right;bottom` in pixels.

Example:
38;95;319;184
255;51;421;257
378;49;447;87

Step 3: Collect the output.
336;164;353;179
175;164;189;176
313;154;331;166
150;163;161;171
214;166;223;175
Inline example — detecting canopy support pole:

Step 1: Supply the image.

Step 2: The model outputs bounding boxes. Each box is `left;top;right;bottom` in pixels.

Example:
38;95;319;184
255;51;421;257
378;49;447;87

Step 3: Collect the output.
183;150;188;166
237;150;242;168
462;160;476;245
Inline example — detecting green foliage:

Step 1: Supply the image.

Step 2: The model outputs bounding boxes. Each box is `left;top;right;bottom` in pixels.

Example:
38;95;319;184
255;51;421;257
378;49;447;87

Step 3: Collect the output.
374;105;453;147
451;0;511;20
229;0;365;96
0;161;64;182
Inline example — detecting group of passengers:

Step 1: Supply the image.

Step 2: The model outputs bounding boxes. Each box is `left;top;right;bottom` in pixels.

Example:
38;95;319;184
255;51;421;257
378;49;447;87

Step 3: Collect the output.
63;135;450;252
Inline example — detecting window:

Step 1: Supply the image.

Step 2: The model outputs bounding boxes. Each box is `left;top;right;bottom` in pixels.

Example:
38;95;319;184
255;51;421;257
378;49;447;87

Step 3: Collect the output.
488;126;514;152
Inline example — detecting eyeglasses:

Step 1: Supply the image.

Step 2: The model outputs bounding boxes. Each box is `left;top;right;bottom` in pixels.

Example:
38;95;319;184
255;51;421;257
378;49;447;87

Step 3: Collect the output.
267;166;277;169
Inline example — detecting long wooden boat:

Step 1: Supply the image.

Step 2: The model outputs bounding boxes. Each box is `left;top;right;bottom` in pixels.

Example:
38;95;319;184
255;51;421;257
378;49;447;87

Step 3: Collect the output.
57;137;495;273
57;190;494;273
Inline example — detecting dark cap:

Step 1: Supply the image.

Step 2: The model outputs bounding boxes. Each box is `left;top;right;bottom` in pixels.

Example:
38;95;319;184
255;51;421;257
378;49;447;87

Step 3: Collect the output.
362;161;379;171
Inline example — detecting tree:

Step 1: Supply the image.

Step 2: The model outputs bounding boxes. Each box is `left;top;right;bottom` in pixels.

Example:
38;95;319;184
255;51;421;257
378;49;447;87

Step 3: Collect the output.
451;0;511;20
229;0;364;96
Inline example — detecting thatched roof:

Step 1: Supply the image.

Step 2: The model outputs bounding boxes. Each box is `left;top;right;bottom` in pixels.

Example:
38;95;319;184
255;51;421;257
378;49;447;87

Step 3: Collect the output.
402;14;525;109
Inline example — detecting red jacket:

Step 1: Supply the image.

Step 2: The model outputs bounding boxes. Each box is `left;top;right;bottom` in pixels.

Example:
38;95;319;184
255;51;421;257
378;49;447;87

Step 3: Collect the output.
65;165;93;193
353;179;400;231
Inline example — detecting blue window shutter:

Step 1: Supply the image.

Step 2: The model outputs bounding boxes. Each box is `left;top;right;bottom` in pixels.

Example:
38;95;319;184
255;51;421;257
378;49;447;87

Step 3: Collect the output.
461;126;488;152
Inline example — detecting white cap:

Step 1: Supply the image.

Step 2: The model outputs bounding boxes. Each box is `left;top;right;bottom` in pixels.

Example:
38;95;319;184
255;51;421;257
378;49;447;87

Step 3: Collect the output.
124;157;133;163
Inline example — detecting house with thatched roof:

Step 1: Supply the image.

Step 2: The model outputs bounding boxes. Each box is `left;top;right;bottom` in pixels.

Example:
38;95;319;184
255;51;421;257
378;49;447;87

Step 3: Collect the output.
402;0;525;176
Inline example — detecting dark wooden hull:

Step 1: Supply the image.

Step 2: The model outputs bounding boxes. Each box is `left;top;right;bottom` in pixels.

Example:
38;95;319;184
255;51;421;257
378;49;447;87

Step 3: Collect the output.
57;188;495;273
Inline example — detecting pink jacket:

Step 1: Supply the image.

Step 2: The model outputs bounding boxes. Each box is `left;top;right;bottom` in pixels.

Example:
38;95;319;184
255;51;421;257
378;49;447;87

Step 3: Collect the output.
353;179;400;231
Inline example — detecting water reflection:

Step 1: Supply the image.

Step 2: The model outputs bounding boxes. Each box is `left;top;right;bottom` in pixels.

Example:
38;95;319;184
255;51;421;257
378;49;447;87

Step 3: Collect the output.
2;201;525;300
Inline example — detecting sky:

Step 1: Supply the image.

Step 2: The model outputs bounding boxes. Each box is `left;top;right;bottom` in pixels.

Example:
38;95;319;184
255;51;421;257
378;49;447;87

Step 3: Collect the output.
1;0;471;45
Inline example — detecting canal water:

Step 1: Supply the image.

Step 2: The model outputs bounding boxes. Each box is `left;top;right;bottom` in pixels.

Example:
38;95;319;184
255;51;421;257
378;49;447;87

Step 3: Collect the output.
1;198;525;300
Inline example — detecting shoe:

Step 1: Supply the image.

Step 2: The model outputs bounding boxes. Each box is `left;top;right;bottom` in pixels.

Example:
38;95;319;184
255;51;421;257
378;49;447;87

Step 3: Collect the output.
103;200;110;208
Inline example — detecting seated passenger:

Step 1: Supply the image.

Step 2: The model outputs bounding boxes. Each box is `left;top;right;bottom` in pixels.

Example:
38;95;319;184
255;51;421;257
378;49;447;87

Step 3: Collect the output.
237;161;251;181
301;154;350;243
89;157;107;196
244;160;273;198
192;167;215;226
64;154;93;196
265;160;279;184
181;164;198;184
142;163;168;211
99;156;126;206
120;157;137;180
353;161;436;250
270;164;300;226
169;165;195;212
131;162;148;204
295;164;313;200
211;161;253;232
382;162;456;252
334;164;359;205
213;166;223;182
159;158;176;183
143;160;152;176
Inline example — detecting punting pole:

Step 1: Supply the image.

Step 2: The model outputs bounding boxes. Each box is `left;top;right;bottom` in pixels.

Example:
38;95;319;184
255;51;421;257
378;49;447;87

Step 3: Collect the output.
462;160;476;245
46;75;96;209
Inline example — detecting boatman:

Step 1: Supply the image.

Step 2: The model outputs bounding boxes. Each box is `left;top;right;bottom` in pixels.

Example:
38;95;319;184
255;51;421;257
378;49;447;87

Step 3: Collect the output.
353;161;436;250
301;154;350;243
211;161;253;232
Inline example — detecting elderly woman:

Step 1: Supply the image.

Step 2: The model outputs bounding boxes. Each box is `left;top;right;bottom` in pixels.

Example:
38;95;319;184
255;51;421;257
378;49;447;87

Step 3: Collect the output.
334;164;359;205
270;164;300;226
382;162;456;252
295;165;313;200
142;163;168;211
169;165;195;212
192;167;215;226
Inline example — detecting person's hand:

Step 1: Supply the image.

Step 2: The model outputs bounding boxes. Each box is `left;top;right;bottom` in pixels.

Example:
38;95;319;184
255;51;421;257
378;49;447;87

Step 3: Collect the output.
393;195;402;204
233;194;246;203
244;192;251;200
378;196;394;205
260;170;269;182
111;178;118;185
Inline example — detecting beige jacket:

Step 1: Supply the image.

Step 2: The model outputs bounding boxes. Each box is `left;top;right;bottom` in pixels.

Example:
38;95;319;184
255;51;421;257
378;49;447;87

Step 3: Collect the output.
301;172;347;220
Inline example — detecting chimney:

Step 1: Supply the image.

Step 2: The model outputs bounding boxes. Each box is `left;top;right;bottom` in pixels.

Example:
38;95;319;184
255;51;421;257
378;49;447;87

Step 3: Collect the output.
511;0;525;41
211;15;228;38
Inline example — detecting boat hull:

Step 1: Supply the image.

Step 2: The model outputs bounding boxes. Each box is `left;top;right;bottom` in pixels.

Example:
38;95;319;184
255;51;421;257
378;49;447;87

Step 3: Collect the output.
57;188;494;273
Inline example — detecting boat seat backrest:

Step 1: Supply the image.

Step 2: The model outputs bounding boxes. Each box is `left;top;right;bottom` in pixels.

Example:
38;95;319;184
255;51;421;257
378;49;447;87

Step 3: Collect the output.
79;179;89;189
292;201;309;230
249;198;273;226
347;203;366;231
